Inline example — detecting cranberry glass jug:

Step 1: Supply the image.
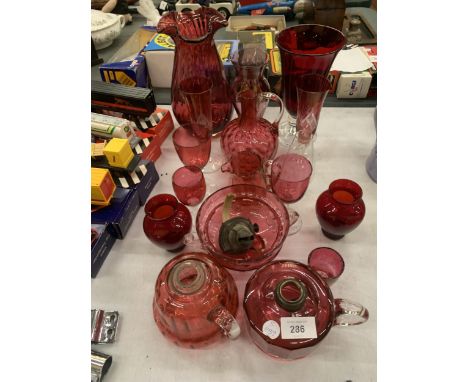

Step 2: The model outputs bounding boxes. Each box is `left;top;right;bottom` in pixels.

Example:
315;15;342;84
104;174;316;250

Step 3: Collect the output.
153;252;240;348
231;45;270;116
221;90;283;181
196;184;289;271
157;8;233;134
244;260;368;360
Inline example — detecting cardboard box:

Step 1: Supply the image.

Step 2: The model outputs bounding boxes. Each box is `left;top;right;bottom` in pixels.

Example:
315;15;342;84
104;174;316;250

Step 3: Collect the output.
336;71;373;98
143;33;239;88
134;107;174;146
91;224;117;278
100;27;157;88
91;187;140;239
327;70;341;96
111;160;159;205
226;15;286;32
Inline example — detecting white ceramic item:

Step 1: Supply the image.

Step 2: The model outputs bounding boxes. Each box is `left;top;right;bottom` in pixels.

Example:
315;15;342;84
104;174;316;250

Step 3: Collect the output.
91;10;125;50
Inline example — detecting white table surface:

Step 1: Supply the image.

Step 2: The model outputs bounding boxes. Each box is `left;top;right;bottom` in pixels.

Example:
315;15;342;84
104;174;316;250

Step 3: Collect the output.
92;106;377;382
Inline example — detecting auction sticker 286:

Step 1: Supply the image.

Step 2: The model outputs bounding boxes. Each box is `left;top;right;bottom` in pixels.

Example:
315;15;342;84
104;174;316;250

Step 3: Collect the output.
280;317;317;340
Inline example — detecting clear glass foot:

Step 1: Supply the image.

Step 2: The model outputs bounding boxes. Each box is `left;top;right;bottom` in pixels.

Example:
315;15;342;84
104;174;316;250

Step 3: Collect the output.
287;207;302;235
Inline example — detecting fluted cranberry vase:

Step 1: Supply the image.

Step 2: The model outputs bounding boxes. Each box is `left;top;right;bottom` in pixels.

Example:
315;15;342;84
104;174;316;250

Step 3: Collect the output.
157;8;233;135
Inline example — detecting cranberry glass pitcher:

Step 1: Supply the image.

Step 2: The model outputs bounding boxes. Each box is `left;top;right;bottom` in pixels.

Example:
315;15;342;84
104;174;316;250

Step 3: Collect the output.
157;8;233;134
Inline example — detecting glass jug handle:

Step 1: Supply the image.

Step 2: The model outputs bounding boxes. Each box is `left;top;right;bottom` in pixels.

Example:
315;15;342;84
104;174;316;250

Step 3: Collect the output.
207;305;241;340
333;298;369;326
261;92;284;134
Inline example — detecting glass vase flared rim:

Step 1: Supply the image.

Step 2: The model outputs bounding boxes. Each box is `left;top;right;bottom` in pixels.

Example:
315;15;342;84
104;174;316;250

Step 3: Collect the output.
195;184;290;265
276;24;347;58
144;193;179;221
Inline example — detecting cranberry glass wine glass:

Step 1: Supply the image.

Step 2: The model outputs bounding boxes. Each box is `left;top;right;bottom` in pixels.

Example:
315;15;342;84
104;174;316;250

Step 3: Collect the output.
276;24;346;146
269;153;312;235
179;76;223;173
294;74;331;159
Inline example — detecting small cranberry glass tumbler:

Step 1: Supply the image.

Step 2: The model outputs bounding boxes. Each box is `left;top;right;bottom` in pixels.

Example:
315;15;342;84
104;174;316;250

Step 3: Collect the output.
196;184;289;271
243;260;368;360
143;194;192;252
308;247;345;281
153;252;240;348
172;124;211;168
172;166;207;206
267;153;313;235
315;179;366;240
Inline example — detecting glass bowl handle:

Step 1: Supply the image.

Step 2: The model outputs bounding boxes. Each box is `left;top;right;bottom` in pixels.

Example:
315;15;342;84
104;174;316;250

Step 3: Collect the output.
207;305;240;340
261;92;284;134
333;298;369;326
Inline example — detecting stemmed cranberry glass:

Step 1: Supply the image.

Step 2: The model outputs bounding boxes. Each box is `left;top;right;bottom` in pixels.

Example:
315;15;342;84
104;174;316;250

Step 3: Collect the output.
276;24;346;146
267;153;313;235
178;76;223;173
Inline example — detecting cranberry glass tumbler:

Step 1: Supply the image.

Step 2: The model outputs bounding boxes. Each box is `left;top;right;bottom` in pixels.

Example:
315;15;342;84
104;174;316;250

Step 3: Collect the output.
172;166;207;207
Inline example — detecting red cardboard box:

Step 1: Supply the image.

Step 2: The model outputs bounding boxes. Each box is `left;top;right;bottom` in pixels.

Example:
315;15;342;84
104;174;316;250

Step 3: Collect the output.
135;107;174;146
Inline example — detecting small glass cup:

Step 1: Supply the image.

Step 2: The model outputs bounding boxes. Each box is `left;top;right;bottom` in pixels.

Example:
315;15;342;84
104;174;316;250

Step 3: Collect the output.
308;247;345;282
172;166;207;206
172;125;211;168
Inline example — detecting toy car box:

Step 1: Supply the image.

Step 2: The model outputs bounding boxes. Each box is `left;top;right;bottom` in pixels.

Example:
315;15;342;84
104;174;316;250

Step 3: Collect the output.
100;26;157;88
91;223;117;278
91;187;140;239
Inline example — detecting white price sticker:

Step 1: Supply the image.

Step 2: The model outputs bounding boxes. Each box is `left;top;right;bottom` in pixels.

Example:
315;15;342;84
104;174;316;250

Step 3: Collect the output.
280;317;317;340
262;320;280;339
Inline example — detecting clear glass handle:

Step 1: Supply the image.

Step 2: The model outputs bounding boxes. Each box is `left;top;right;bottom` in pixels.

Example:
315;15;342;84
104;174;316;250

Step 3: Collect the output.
334;298;369;326
261;92;284;133
207;305;240;340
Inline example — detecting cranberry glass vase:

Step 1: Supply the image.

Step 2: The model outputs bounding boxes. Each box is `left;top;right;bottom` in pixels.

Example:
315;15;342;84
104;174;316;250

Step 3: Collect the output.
276;24;346;118
143;194;192;252
157;8;233;134
153;252;240;348
244;260;368;360
315;179;366;240
196;184;289;271
221;89;283;182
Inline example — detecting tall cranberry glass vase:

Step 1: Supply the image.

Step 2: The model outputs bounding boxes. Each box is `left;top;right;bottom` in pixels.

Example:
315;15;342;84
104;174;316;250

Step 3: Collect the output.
276;24;346;143
157;8;233;135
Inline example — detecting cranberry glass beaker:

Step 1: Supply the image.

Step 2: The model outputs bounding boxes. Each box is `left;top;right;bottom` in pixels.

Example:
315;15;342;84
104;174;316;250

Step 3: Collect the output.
157;8;233;135
153;252;240;348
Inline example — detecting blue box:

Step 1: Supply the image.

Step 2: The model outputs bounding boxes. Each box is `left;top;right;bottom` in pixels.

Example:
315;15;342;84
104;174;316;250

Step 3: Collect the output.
91;224;117;278
100;26;157;88
92;187;140;239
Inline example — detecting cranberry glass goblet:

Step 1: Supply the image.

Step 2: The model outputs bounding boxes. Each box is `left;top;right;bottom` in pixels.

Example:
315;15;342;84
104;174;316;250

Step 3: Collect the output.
269;153;312;235
179;76;222;173
294;74;331;159
276;24;346;146
172;124;211;168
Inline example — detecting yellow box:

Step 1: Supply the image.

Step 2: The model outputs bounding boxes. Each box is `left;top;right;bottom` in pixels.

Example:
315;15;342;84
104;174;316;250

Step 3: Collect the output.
103;138;134;168
91;168;116;206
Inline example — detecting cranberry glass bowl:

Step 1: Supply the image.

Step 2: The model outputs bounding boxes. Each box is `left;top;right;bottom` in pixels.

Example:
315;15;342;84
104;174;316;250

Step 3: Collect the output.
196;184;289;271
